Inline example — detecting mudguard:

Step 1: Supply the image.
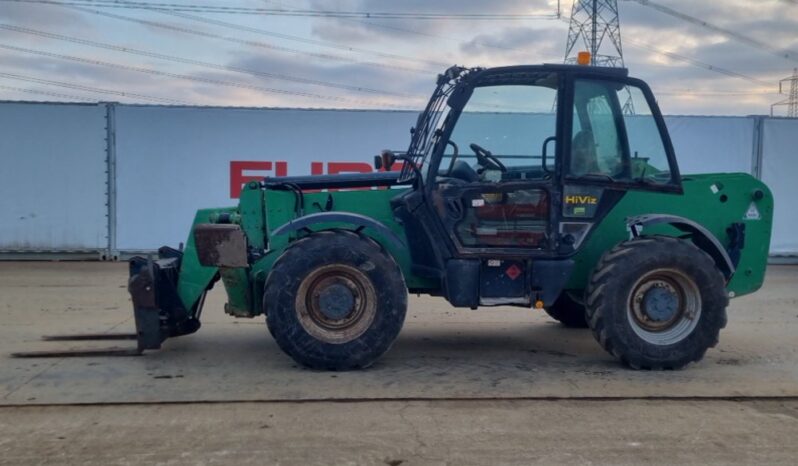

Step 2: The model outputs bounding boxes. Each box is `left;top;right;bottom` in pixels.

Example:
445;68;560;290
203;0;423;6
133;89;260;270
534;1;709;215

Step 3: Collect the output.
626;214;735;280
271;211;406;250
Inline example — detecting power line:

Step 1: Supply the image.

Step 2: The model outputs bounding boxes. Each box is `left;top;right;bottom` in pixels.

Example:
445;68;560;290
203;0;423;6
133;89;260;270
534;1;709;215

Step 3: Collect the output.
0;83;98;101
1;0;559;19
355;12;772;94
5;0;775;105
0;23;413;97
256;0;515;52
622;36;773;87
156;10;448;69
58;0;445;69
92;0;783;91
359;11;776;90
342;16;515;52
0;71;189;103
625;0;798;63
66;6;436;74
0;43;417;108
657;90;778;96
554;15;771;90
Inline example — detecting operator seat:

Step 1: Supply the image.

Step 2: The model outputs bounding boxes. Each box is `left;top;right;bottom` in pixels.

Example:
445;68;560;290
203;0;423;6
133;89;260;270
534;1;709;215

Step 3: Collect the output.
570;130;600;176
443;160;480;183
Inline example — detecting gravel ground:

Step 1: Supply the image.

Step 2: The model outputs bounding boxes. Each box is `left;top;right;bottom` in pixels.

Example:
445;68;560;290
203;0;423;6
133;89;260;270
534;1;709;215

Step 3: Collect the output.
0;262;796;464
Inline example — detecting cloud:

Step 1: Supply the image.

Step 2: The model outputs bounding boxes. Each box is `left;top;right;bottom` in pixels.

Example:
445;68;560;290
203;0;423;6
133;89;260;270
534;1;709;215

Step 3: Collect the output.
227;48;433;104
0;0;796;115
460;25;566;66
307;0;557;46
0;3;90;29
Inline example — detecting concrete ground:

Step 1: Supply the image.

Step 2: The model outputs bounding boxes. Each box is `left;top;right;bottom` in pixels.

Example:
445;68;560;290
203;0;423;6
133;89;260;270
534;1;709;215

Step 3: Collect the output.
1;262;797;464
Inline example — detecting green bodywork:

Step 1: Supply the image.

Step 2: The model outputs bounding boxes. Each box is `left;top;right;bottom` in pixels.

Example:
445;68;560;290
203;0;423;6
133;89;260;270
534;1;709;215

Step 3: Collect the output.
566;173;772;296
173;172;772;319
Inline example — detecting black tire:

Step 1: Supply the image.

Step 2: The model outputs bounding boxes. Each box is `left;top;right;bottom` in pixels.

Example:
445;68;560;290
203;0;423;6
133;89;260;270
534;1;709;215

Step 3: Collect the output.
264;230;407;370
585;236;728;370
545;292;589;328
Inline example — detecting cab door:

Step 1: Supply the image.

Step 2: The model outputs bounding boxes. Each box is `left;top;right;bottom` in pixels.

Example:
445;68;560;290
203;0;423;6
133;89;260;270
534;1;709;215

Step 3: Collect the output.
428;72;563;257
559;77;681;252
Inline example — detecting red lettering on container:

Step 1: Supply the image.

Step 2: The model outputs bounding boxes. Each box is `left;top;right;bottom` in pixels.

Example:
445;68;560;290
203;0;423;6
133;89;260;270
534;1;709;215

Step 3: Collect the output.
230;161;287;198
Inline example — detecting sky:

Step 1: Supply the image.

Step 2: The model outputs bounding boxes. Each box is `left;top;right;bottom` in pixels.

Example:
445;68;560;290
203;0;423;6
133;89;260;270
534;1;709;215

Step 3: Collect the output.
0;0;797;115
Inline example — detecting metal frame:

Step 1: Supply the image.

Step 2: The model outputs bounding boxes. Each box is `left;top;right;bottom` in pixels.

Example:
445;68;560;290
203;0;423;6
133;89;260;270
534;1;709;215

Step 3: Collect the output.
750;115;765;180
105;102;119;261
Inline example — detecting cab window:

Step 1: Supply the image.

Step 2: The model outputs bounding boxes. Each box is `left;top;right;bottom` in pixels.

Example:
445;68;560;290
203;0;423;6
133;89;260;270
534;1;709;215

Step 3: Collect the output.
569;79;674;185
441;76;558;183
623;86;673;183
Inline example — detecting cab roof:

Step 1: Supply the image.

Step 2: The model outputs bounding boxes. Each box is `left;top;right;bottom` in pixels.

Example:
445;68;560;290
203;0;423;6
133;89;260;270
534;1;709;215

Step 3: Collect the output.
473;63;629;80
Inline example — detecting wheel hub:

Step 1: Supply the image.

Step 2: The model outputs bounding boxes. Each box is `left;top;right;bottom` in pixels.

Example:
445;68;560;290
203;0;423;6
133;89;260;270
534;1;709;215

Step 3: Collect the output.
632;277;684;331
295;264;377;344
627;269;702;346
316;283;356;320
641;283;679;323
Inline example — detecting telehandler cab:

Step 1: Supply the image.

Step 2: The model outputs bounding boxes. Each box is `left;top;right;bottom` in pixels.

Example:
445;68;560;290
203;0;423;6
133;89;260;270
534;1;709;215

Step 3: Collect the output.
127;64;773;370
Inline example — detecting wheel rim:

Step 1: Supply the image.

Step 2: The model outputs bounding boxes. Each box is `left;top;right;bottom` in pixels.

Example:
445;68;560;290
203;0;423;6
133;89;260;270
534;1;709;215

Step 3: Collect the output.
295;264;377;344
627;268;701;345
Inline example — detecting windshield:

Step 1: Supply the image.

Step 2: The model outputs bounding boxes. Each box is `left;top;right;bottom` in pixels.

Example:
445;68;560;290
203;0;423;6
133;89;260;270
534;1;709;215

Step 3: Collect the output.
400;67;474;182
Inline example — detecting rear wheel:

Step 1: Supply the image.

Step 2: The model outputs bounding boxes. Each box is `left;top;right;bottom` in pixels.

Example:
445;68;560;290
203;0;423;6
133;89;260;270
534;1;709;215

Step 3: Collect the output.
544;292;588;328
585;236;728;370
264;231;407;370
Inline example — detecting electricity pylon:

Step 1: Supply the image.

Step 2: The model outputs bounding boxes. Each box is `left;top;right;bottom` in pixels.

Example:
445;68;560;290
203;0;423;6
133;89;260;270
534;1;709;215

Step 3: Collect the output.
563;0;634;113
772;68;798;117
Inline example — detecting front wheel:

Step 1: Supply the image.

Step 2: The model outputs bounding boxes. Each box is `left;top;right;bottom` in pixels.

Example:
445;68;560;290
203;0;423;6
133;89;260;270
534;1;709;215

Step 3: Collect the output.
585;236;728;370
264;231;407;370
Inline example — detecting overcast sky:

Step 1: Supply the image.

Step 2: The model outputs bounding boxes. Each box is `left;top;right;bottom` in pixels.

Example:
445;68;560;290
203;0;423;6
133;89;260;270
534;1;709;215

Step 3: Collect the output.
0;0;796;115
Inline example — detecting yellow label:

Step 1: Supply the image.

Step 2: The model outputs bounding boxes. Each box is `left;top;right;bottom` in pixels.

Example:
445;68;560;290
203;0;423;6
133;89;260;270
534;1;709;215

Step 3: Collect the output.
565;195;598;205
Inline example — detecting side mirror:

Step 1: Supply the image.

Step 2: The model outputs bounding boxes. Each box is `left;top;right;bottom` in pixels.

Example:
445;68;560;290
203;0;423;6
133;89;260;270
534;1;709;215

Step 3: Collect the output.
373;155;383;170
380;149;396;171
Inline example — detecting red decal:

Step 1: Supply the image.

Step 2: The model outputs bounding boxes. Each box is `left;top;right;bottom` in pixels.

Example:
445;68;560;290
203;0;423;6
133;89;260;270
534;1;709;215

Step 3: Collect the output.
231;161;268;198
230;161;288;198
505;264;522;280
274;161;288;177
231;160;384;197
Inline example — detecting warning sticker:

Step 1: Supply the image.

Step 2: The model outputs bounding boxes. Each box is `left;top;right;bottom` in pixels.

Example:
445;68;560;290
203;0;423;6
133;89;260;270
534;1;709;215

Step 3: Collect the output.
505;264;522;280
744;202;761;221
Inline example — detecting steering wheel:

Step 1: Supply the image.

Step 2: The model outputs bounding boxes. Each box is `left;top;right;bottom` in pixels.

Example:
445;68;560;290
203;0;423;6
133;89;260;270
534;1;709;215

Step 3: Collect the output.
469;143;507;173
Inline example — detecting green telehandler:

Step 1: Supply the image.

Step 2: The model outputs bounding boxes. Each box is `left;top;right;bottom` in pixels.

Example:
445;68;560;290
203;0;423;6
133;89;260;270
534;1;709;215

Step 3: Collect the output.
126;64;773;370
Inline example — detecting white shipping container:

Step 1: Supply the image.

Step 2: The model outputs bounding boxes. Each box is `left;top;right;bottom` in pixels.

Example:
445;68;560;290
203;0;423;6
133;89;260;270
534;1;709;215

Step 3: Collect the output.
0;101;795;256
0;102;108;254
761;118;798;256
